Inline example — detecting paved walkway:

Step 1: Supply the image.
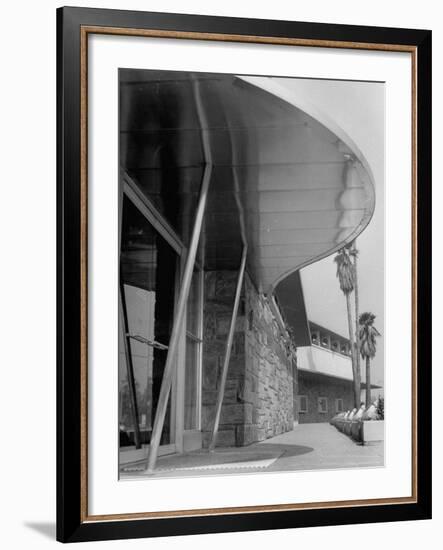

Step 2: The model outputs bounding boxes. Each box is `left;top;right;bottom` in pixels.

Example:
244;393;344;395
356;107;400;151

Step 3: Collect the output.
121;423;383;479
262;422;383;472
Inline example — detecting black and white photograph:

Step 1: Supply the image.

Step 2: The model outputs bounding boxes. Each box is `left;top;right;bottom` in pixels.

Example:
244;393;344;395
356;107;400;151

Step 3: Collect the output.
53;6;431;543
0;0;436;547
118;69;385;478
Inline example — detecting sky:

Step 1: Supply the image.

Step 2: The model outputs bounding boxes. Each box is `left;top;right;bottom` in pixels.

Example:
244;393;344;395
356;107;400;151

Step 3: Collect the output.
278;78;385;386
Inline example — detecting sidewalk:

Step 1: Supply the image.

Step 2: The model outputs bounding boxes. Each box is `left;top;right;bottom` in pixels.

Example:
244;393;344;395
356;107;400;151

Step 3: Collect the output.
120;423;384;479
263;422;383;472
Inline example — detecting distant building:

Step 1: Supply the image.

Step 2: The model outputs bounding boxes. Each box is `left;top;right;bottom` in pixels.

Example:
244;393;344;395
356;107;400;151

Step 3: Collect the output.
276;274;381;424
298;322;381;423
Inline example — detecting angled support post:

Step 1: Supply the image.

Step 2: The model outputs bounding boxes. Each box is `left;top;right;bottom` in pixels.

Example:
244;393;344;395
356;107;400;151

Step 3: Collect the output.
209;244;247;452
146;79;212;473
146;163;211;471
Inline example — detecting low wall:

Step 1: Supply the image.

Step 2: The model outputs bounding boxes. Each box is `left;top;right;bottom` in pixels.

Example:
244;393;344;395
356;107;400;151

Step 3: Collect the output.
331;417;384;444
362;420;384;443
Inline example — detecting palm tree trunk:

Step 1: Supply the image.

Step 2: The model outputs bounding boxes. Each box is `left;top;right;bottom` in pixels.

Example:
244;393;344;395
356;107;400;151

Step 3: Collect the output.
345;293;359;408
365;356;371;406
353;241;361;401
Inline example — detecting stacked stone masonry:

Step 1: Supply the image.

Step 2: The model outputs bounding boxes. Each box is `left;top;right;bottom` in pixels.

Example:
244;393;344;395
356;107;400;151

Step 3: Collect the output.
202;270;297;448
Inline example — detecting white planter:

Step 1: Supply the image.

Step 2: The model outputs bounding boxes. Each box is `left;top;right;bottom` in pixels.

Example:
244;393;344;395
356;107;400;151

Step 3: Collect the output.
361;420;384;443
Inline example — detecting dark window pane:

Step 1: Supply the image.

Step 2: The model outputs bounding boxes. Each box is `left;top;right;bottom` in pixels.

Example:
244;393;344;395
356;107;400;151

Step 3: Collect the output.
119;196;179;447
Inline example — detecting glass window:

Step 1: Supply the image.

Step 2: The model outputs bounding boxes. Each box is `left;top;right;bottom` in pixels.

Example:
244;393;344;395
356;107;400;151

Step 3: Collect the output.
120;70;204;246
119;196;179;447
298;395;308;413
185;337;200;430
186;268;202;336
318;397;328;413
184;268;203;430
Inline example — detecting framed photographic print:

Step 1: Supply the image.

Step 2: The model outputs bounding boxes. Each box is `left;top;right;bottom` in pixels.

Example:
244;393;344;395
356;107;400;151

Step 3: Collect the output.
56;6;432;543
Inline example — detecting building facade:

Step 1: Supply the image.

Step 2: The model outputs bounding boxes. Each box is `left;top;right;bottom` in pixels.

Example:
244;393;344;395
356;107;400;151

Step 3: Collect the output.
297;322;355;424
117;68;376;470
296;320;381;424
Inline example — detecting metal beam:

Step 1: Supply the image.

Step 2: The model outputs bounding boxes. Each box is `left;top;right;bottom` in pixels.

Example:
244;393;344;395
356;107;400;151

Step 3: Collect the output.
123;172;185;255
145;163;211;471
146;78;212;472
209;245;248;452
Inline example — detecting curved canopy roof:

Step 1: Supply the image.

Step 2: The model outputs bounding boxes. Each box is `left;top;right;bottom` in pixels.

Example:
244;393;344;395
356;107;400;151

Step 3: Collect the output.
120;69;375;294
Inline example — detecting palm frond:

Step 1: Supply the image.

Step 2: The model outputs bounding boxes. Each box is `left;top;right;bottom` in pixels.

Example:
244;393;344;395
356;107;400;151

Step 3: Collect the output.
334;248;355;294
358;311;380;359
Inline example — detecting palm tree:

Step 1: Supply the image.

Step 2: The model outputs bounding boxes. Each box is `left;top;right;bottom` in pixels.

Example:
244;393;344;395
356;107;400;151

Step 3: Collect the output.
359;312;381;406
349;240;361;398
334;247;359;408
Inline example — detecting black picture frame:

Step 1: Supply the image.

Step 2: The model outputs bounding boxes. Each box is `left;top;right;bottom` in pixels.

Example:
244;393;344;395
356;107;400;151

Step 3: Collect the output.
57;6;432;543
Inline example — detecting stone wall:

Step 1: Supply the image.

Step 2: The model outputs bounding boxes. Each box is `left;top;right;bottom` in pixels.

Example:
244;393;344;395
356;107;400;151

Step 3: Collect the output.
244;275;296;443
201;270;296;448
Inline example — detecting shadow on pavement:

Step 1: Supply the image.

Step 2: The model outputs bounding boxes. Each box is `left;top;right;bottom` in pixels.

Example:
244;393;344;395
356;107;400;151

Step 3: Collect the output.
121;442;315;474
254;443;314;458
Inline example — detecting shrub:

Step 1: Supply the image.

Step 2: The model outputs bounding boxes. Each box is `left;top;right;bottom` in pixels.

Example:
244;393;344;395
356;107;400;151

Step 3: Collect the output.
376;396;384;420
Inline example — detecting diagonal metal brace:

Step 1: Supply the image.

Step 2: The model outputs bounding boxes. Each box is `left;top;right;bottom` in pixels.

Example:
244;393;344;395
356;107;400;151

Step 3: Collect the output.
145;78;213;473
209;245;247;452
